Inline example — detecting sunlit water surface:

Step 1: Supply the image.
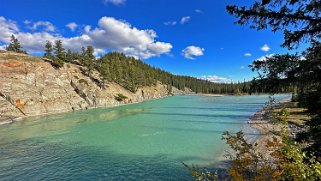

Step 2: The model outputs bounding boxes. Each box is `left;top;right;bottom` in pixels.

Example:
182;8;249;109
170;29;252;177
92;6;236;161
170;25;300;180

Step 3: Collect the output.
0;95;289;180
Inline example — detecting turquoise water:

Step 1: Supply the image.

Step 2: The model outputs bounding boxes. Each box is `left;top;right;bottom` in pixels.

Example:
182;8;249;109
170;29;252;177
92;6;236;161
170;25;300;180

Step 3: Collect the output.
0;95;289;180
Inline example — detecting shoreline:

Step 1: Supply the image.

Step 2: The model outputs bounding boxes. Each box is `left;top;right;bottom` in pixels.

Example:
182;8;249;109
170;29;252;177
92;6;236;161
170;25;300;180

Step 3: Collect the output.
0;93;240;125
0;95;174;126
248;98;291;153
198;93;225;97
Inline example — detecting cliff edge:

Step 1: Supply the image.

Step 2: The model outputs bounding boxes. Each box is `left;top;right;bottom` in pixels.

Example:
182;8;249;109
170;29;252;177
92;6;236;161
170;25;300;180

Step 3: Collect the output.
0;51;190;123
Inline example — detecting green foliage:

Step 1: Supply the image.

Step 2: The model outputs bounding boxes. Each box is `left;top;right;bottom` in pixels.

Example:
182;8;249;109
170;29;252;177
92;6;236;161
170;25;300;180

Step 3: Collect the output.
96;52;262;94
82;46;95;76
6;35;27;54
269;128;321;180
44;40;53;57
226;0;321;49
114;93;128;102
183;163;218;181
46;55;64;68
54;40;65;61
273;108;288;124
220;128;321;180
65;49;73;62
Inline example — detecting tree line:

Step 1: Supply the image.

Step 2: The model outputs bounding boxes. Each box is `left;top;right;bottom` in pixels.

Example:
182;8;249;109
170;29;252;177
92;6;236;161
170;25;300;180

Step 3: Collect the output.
39;38;278;94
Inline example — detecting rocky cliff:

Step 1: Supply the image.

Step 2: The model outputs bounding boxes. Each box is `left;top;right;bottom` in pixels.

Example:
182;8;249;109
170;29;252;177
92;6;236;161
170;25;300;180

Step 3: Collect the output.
0;51;190;123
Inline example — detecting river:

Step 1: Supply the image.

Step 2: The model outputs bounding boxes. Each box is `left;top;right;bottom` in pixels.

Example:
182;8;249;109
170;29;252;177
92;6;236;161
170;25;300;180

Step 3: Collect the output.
0;94;289;180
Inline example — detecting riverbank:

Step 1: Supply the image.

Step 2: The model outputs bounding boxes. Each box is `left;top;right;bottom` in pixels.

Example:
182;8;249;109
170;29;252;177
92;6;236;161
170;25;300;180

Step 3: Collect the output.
248;98;309;156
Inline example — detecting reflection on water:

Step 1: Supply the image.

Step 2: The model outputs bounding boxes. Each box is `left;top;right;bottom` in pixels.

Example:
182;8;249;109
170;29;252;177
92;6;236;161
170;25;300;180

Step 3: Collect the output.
0;107;150;144
0;95;290;180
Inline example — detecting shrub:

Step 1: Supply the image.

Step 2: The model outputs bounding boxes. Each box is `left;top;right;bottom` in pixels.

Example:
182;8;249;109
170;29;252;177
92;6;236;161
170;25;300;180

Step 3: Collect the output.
115;93;128;102
78;79;89;86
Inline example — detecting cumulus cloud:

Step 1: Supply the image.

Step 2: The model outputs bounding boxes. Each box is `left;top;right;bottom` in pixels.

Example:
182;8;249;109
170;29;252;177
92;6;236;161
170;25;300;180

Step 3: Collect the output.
260;44;271;52
180;16;191;24
164;21;177;26
0;16;172;59
199;75;230;83
0;17;19;43
103;0;126;5
66;22;78;32
244;53;252;57
24;20;56;32
182;46;205;60
256;54;275;61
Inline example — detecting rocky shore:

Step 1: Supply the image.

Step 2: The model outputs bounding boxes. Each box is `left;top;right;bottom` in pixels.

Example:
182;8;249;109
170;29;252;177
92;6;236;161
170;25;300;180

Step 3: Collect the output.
248;107;281;154
248;98;307;155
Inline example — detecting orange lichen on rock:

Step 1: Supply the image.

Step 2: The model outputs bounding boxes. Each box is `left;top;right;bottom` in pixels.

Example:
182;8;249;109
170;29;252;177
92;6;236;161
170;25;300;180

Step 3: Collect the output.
15;99;26;109
2;61;23;67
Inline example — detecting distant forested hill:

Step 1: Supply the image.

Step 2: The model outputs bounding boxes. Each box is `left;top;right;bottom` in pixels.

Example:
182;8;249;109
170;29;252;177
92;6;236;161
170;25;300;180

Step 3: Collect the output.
96;52;254;94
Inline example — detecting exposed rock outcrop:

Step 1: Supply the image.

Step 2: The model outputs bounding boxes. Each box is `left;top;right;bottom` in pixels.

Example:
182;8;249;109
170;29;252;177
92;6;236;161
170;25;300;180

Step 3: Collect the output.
0;51;191;123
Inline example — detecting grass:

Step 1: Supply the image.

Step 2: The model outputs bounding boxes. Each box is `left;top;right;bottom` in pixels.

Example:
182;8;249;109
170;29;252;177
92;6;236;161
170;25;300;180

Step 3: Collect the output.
0;52;42;62
274;102;310;126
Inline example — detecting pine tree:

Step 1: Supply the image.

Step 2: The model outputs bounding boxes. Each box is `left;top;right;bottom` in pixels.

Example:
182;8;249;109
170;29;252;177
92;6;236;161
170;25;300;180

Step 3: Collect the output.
54;40;65;61
79;46;86;65
6;35;26;54
44;40;53;57
65;49;72;62
84;46;95;76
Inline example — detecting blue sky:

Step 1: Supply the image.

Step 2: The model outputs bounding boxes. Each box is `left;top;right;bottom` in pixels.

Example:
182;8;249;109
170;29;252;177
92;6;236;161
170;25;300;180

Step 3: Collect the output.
0;0;292;82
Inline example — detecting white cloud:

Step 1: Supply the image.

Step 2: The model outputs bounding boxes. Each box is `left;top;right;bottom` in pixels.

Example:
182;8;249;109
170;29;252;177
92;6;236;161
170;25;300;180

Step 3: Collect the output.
66;22;78;32
195;9;204;14
260;44;271;52
165;16;191;26
180;16;191;24
164;21;177;26
84;25;91;33
103;0;126;5
256;54;275;61
244;53;252;57
240;66;245;69
0;16;172;59
182;46;205;60
199;75;230;83
0;16;19;43
27;21;56;32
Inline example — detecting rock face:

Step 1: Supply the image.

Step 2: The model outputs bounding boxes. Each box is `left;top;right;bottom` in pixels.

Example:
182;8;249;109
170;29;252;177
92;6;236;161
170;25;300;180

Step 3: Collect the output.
0;52;188;123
